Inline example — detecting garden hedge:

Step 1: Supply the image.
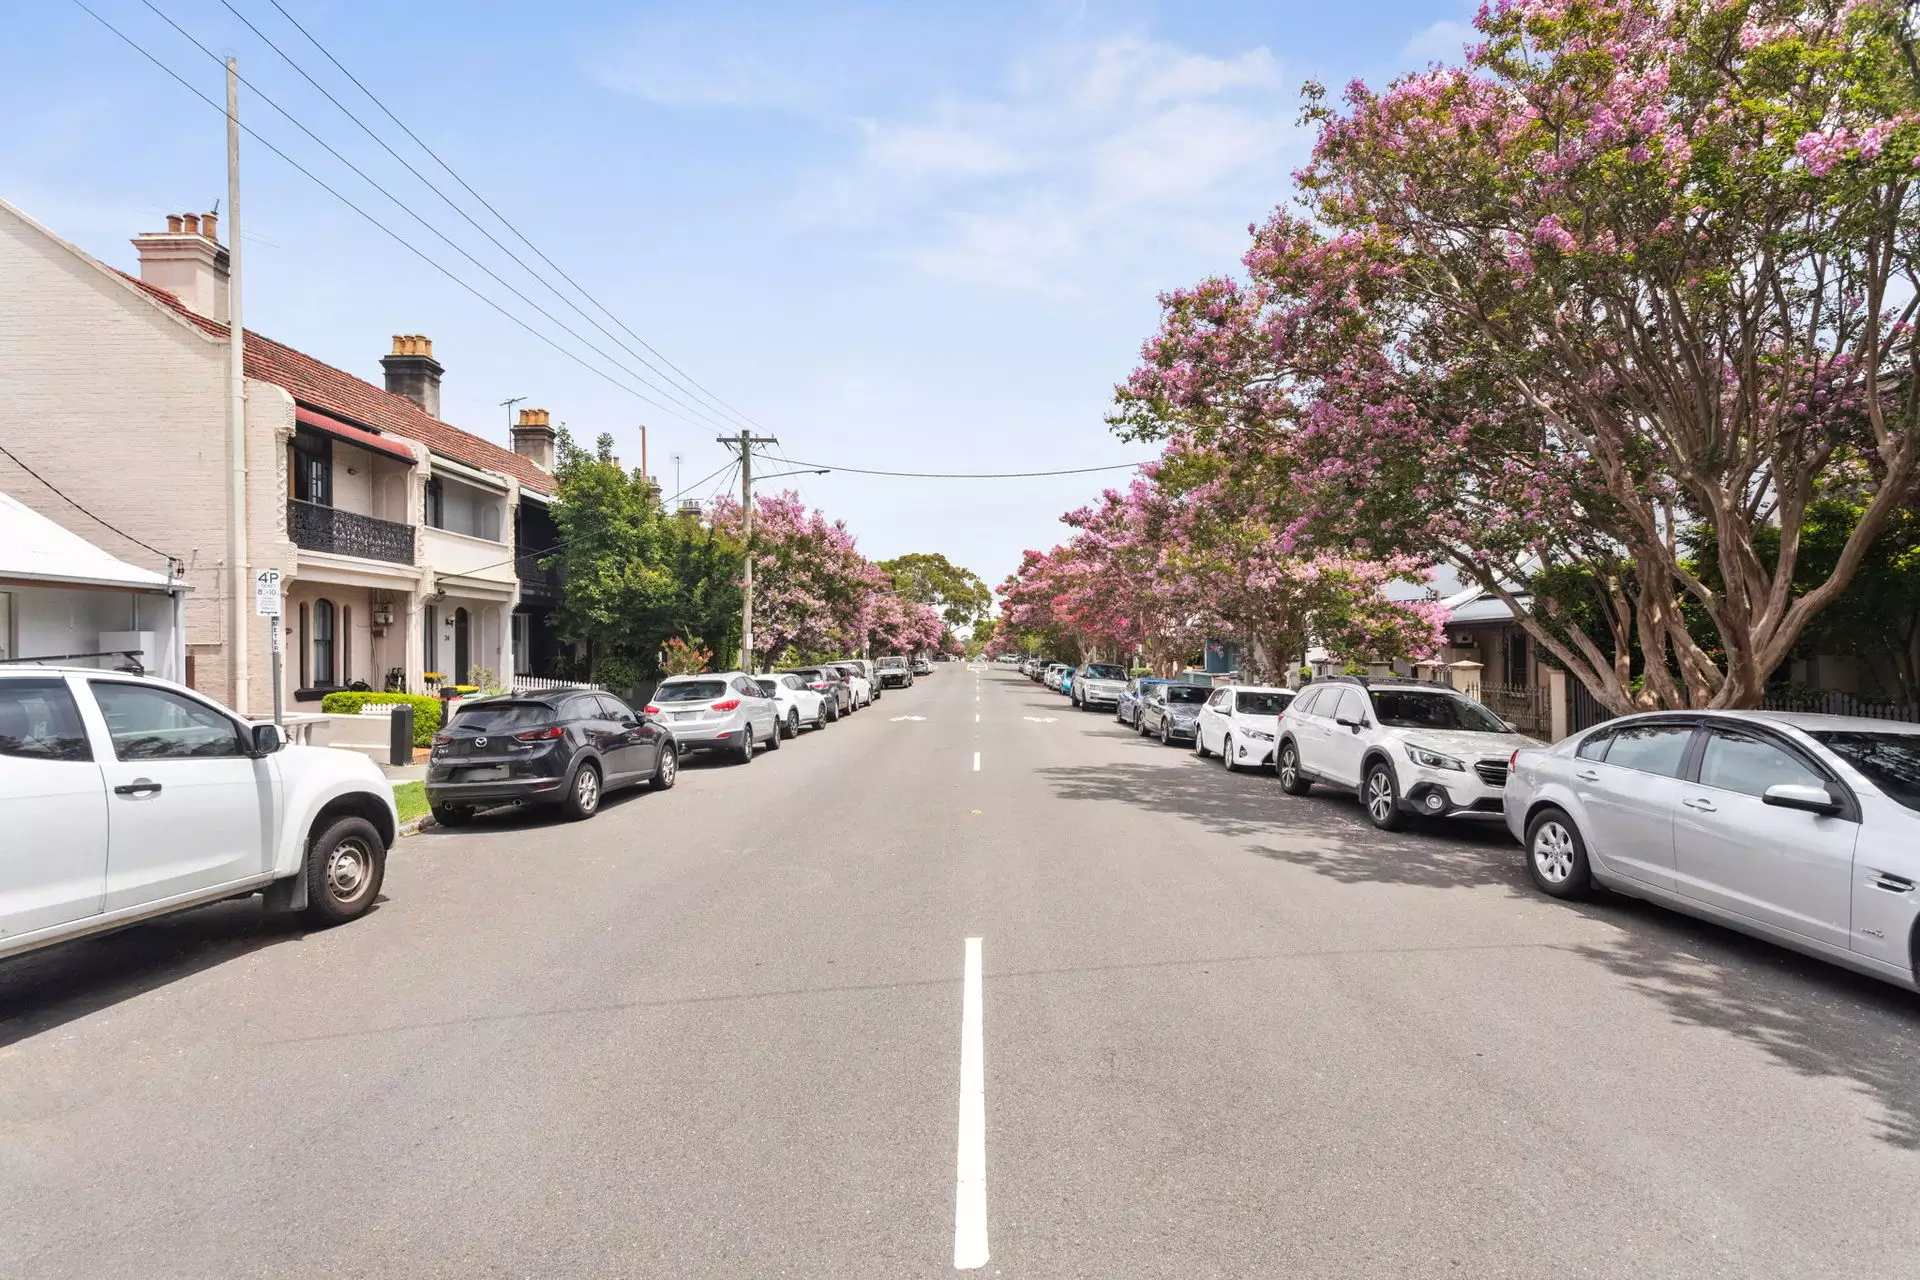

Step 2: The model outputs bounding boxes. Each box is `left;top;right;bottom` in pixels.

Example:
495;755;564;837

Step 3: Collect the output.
319;691;442;746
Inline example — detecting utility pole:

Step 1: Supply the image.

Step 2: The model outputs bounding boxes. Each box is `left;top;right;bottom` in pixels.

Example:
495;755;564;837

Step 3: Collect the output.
226;57;251;715
638;424;649;488
717;430;778;672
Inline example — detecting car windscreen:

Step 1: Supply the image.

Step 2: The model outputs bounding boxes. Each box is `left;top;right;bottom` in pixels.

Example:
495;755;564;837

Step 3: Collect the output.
452;701;560;731
877;658;908;668
1809;730;1920;813
656;680;728;702
1081;664;1126;680
1369;690;1508;731
1236;692;1292;716
785;669;828;681
1164;685;1211;704
755;679;782;697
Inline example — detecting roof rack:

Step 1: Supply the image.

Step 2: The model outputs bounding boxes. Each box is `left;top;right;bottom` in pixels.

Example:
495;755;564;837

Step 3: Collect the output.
1304;674;1458;691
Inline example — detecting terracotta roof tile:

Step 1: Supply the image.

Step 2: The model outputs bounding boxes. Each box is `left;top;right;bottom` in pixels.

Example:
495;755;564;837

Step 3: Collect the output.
114;269;555;494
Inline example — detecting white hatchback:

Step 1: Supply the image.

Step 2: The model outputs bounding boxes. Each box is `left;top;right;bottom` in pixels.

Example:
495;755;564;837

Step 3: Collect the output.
754;673;829;737
1194;685;1296;771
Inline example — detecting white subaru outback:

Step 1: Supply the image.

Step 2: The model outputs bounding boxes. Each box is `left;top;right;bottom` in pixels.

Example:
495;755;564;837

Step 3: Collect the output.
0;667;396;961
1275;677;1536;830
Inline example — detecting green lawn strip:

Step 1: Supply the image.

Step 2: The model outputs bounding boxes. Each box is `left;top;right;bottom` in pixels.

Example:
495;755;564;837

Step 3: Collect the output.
392;780;429;826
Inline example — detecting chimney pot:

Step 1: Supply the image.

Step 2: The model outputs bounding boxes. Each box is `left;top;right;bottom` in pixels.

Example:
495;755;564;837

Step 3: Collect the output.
182;213;200;235
134;212;231;321
201;211;218;242
510;406;557;472
166;214;183;233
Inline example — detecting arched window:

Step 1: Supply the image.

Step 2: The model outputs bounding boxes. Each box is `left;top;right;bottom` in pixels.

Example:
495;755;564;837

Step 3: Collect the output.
313;598;336;687
297;602;310;687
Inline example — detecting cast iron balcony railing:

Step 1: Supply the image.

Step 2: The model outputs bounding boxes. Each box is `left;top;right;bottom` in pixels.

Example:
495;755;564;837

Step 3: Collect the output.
288;499;414;565
514;548;559;601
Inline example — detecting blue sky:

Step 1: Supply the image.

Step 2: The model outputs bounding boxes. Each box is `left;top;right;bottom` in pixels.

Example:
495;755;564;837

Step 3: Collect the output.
6;0;1472;591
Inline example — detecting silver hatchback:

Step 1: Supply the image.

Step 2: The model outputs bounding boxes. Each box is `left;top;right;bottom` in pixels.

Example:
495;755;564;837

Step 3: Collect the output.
1506;710;1920;990
647;672;781;763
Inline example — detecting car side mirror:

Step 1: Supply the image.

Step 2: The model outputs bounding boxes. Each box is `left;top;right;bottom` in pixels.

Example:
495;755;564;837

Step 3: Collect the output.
251;723;285;755
1334;714;1360;730
1762;782;1842;815
1502;719;1519;733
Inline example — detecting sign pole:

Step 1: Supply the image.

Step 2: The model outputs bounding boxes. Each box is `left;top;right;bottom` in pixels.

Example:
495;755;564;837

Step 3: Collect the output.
254;568;284;728
269;614;283;728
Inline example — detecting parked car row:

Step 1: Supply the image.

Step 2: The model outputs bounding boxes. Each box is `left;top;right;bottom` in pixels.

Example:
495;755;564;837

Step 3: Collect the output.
1045;660;1920;994
427;659;900;827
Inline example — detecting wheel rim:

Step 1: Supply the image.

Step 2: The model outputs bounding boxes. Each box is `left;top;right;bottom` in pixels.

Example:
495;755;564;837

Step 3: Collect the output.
1532;822;1575;883
576;767;600;811
1223;736;1233;767
788;712;798;735
1280;749;1297;786
660;749;676;785
1366;771;1394;822
325;836;373;903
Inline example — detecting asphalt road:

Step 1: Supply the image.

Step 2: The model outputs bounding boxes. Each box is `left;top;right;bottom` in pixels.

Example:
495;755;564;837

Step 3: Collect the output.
6;665;1920;1278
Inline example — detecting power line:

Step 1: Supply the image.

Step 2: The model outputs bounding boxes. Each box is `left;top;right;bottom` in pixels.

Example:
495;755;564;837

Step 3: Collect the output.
0;442;178;562
71;0;722;427
129;0;741;435
750;453;1151;479
211;0;754;435
255;0;768;436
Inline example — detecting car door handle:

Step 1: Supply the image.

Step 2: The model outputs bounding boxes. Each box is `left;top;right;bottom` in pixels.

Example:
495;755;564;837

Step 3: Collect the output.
1575;770;1599;782
1680;797;1717;812
113;779;162;797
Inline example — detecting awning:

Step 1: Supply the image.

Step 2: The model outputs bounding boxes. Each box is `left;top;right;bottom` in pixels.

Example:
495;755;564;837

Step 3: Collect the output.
294;406;417;464
0;488;176;591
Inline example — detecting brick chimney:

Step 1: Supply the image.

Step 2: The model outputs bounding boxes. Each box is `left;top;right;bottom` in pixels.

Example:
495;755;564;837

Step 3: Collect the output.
511;407;555;472
132;210;229;321
380;334;443;418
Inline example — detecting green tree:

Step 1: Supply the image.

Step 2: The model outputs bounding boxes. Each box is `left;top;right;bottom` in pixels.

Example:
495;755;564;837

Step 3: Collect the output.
879;552;993;629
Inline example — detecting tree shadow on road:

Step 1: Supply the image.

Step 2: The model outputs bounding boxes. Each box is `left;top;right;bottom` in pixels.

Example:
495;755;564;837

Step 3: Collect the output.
1039;753;1920;1148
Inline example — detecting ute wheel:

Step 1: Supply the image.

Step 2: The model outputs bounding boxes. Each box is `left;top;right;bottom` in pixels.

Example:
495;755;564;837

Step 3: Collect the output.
735;725;756;765
1362;761;1407;831
1526;807;1592;898
300;815;386;926
430;802;473;827
561;760;603;820
1278;742;1312;795
652;743;678;790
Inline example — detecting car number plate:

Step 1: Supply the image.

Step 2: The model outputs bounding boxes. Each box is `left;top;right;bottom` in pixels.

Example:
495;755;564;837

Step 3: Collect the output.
673;711;698;721
461;765;509;781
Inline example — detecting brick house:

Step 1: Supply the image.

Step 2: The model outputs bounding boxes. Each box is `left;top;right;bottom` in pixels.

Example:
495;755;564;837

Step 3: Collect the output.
0;198;565;715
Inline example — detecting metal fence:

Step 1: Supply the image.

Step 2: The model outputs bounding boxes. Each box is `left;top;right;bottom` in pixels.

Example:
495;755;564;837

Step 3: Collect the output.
511;674;604;695
1759;690;1920;723
1568;679;1617;734
1478;682;1550;737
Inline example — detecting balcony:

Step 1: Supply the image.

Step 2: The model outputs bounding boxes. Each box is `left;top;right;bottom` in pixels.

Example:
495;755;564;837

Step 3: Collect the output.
288;499;414;565
515;549;558;603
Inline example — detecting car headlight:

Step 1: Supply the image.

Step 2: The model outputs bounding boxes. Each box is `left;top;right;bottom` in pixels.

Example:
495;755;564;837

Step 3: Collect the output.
1405;743;1465;771
1245;729;1275;742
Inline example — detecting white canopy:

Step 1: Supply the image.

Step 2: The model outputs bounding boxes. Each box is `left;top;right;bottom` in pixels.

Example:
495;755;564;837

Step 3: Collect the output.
0;488;174;591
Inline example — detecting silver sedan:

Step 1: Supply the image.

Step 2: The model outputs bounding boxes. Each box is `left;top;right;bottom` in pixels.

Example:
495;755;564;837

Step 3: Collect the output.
1506;710;1920;990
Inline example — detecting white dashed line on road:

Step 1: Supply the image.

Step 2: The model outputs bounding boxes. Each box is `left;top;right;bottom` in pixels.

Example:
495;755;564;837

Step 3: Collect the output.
953;937;989;1270
972;751;981;772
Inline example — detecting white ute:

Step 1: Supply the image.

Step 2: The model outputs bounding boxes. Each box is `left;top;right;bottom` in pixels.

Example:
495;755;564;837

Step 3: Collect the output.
0;667;396;961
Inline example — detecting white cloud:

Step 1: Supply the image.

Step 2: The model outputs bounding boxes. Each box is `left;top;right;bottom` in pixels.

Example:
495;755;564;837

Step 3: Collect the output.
1401;19;1474;68
807;33;1301;294
592;14;839;112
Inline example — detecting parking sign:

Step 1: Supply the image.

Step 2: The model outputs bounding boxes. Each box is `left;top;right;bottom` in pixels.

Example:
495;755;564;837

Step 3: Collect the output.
254;568;282;617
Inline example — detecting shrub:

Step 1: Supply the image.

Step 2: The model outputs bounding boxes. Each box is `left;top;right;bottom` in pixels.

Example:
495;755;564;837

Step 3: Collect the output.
319;692;442;746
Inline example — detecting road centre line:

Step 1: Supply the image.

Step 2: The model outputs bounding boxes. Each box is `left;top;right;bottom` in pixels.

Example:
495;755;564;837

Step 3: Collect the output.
954;937;989;1270
972;751;981;772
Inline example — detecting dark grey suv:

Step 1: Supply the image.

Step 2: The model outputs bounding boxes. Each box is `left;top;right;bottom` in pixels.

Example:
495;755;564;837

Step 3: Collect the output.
427;690;675;826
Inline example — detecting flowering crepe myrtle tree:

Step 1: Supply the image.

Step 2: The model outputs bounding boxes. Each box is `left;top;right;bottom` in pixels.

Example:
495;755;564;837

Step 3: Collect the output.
1121;0;1920;712
710;491;883;668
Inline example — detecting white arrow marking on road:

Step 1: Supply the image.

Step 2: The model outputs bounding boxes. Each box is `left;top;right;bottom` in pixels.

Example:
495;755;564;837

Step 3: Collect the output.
891;715;926;722
1021;716;1056;723
954;937;989;1270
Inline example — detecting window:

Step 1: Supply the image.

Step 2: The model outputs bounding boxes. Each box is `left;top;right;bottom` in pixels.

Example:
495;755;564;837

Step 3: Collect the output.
597;694;636;721
1811;730;1920;813
1164;684;1210;705
1369;689;1506;731
1697;730;1828;798
423;604;438;675
0;679;92;762
297;602;310;687
1084;664;1126;680
1208;689;1230;710
1291;687;1325;717
1335;689;1371;724
312;598;336;687
89;682;246;760
424;477;444;529
657;680;727;703
452;702;554;732
755;679;782;697
292;431;332;505
561;695;602;722
1575;730;1613;761
1236;692;1292;716
0;590;12;661
1601;723;1694;778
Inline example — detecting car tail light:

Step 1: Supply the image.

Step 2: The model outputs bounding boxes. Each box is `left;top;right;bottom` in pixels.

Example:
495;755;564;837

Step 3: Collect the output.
431;733;452;745
644;704;662;714
711;698;741;712
514;726;565;741
809;681;828;690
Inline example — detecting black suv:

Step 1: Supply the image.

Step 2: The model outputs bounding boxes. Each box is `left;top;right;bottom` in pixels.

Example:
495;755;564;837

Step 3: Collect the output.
427;690;675;826
780;667;853;718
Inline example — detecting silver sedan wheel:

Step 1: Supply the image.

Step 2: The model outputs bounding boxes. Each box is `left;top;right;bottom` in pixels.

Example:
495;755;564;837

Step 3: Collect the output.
1365;770;1395;824
1531;820;1576;884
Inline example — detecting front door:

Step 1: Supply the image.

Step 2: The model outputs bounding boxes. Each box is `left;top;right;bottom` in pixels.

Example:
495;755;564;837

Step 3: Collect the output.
1673;726;1857;949
1323;688;1371;786
1574;721;1693;890
596;694;648;780
453;607;471;686
85;680;274;910
0;676;108;937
